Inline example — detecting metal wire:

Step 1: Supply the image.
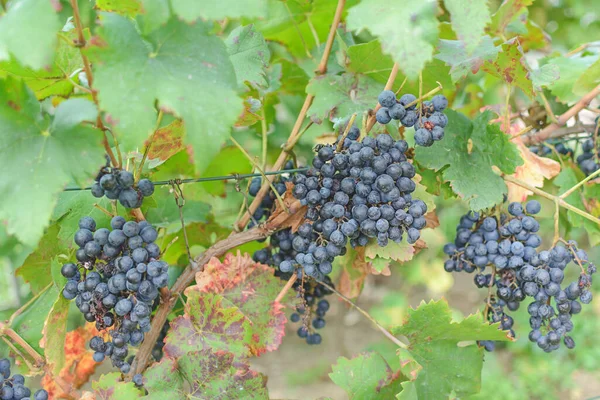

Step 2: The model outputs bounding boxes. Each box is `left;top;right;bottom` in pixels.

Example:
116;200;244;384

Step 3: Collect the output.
63;168;309;192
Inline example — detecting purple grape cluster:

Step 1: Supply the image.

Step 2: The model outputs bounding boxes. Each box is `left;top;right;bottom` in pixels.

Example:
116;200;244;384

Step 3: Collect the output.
61;216;169;373
0;358;48;400
375;90;448;147
443;201;596;352
285;129;427;281
247;160;295;228
577;138;599;176
91;156;154;208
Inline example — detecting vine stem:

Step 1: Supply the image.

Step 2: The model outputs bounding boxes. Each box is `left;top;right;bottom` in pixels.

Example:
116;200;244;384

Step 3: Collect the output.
526;85;600;144
274;274;298;303
130;200;306;376
336;113;357;152
0;321;45;367
502;175;600;226
69;0;120;168
235;0;345;231
316;280;408;350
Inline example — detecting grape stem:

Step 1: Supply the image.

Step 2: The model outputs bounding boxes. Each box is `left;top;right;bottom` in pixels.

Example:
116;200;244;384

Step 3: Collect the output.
130;199;307;376
235;0;345;230
365;63;399;133
316;280;409;350
336;113;358;152
69;0;122;169
230;135;289;214
0;321;45;367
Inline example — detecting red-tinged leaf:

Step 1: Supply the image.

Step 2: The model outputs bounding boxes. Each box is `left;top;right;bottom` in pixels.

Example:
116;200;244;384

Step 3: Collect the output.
336;246;370;299
163;291;253;360
189;252;288;355
482;39;534;98
507;137;560;202
142;357;185;396
146;119;191;163
42;325;101;398
40;294;70;376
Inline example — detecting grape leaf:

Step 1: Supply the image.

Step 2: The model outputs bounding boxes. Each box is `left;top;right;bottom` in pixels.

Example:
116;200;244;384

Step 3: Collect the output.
11;285;59;354
0;0;61;69
189;252;288;355
529;63;560;90
393;300;512;400
488;0;534;37
306;73;380;123
96;0;142;16
554;168;600;247
347;0;439;79
41;284;70;376
16;224;66;293
143;184;211;232
346;40;452;94
335;246;369;299
141;357;185;397
226;25;270;89
137;0;170;35
444;0;491;54
365;240;417;264
330;352;405;399
436;37;499;82
93;372;141;399
0;79;105;246
482;39;534;98
200;146;253;196
546;56;597;104
87;14;243;173
163;291;253;359
171;0;268;22
573;57;600;96
416;110;523;210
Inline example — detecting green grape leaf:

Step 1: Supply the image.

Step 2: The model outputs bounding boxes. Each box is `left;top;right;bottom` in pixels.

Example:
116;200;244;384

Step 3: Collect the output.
178;350;269;399
365;241;418;264
530;63;560;90
416;110;523;211
488;0;533;37
482;39;534;98
200;146;252;196
93;372;141;399
546;56;597;104
306;73;380;123
143;184;211;232
142;358;185;398
87;14;243;173
330;352;405;399
444;0;490;54
137;0;170;35
554;168;600;247
171;0;267;22
393;300;511;400
436;37;499;82
226;25;270;89
573;57;600;96
190;252;288;356
0;79;105;246
346;40;452;94
52;191;114;247
347;0;439;79
96;0;142;16
163;291;253;359
0;0;61;69
16;224;65;294
41;280;70;376
11;285;59;354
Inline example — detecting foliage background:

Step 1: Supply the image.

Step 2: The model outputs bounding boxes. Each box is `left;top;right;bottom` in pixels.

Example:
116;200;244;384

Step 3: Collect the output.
0;0;599;398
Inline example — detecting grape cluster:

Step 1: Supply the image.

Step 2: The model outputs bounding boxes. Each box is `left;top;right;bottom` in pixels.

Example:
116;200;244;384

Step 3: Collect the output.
61;216;169;372
0;358;48;400
91;157;155;208
528;141;572;157
443;201;595;352
577;138;599;176
289;276;334;345
286;130;427;280
375;90;448;147
247;160;295;228
151;322;171;362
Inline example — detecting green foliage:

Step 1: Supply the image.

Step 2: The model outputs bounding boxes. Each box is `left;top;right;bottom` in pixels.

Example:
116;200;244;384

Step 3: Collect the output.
444;0;491;54
416;110;523;210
